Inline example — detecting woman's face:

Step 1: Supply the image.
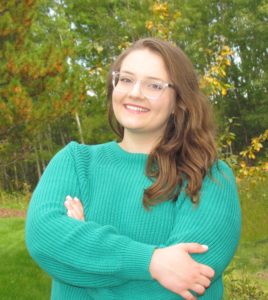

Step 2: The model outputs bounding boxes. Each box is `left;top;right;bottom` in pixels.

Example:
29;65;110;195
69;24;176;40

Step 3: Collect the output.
112;49;176;140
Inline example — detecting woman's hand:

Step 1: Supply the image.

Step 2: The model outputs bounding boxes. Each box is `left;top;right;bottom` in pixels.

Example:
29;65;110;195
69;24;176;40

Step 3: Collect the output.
64;196;85;221
64;196;214;299
149;243;215;300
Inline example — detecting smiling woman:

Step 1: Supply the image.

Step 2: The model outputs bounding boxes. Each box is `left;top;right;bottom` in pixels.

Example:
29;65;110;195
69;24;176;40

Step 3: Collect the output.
25;38;241;300
111;48;176;153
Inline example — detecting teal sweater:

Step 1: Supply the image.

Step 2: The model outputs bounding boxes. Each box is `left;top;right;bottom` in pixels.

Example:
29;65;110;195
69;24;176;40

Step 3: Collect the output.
25;141;241;300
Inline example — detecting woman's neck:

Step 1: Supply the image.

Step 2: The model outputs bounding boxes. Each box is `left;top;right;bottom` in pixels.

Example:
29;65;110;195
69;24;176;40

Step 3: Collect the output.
119;131;161;154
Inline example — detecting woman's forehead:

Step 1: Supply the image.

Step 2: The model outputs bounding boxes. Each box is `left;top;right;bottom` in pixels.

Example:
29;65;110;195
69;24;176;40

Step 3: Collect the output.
120;49;170;80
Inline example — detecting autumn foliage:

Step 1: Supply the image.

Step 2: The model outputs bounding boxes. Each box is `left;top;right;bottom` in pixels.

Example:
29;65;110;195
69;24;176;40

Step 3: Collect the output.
0;0;267;191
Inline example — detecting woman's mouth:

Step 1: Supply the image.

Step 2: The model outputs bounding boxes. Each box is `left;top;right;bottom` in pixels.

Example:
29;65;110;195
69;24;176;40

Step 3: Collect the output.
124;104;150;113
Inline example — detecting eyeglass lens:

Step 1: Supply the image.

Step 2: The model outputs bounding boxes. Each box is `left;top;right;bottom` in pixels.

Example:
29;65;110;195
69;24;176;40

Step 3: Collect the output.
113;72;168;100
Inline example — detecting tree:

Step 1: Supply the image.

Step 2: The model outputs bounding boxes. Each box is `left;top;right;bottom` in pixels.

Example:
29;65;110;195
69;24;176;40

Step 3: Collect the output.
1;0;266;192
0;0;87;189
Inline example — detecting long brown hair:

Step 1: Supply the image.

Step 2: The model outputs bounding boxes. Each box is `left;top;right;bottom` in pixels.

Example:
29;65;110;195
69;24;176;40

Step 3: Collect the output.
107;38;217;208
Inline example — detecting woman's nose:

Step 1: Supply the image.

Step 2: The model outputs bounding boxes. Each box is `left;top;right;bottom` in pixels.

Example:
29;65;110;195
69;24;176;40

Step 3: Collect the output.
128;80;144;98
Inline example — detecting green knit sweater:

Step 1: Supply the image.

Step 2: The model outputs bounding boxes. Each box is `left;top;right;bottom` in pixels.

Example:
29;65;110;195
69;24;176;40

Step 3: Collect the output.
25;141;241;300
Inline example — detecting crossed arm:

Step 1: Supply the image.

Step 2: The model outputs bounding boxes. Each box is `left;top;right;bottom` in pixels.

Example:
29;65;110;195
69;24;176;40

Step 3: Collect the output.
26;144;241;300
65;196;214;300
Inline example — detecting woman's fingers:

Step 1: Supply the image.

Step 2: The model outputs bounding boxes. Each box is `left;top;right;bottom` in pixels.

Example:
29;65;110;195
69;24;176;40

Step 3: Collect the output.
64;196;85;221
65;197;84;221
149;244;215;298
190;283;206;296
196;274;211;288
179;290;197;300
72;197;84;214
181;242;209;254
200;264;215;279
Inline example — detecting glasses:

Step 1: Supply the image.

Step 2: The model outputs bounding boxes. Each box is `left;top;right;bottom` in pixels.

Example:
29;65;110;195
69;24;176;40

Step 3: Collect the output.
112;71;174;100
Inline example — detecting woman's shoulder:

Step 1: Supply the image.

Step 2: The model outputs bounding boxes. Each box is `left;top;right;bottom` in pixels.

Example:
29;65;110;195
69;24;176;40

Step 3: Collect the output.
62;140;115;159
203;159;237;190
208;159;234;178
214;159;232;169
51;141;115;180
47;141;116;173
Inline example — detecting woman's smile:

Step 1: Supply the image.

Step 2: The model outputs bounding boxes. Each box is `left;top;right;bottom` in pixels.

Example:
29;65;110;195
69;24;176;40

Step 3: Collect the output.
124;103;150;114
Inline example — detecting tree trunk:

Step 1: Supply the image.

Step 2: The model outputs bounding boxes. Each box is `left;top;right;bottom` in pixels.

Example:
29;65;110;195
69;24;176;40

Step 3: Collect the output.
14;161;19;190
34;146;42;180
47;124;53;155
3;166;9;190
60;129;66;146
39;141;46;172
75;111;84;144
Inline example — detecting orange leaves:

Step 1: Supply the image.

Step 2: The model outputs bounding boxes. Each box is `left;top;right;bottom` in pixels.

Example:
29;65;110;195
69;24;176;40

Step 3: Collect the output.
22;17;32;27
0;82;33;130
221;88;227;96
220;45;233;57
238;163;267;179
50;89;83;119
0;10;15;37
152;2;169;18
145;2;182;40
6;52;65;81
79;93;86;102
200;44;234;97
24;0;36;6
11;84;33;119
145;21;154;31
237;129;268;179
63;91;73;103
263;162;268;172
117;38;132;51
54;62;63;73
6;59;17;74
218;120;267;181
13;94;33;121
0;0;37;47
52;100;64;114
173;10;182;19
145;2;233;98
240;130;268;160
13;86;22;94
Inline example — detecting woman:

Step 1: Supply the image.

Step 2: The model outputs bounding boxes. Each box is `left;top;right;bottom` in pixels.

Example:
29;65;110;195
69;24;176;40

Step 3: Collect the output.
26;38;241;300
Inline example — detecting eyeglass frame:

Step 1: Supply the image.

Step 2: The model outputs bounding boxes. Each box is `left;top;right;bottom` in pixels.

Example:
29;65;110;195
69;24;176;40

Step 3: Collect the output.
111;71;175;100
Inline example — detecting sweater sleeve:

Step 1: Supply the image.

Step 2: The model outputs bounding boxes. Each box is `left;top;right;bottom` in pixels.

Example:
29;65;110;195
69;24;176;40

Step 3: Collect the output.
162;161;241;281
25;143;156;288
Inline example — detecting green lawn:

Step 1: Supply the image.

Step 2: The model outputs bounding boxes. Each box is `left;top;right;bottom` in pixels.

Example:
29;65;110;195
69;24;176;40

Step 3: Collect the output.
0;174;267;299
0;218;51;300
223;174;268;299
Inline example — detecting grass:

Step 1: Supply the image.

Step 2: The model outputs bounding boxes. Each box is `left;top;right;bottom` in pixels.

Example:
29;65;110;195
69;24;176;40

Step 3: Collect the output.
236;174;268;291
234;240;268;290
0;218;51;300
238;175;268;242
0;189;30;210
223;173;268;299
0;174;267;299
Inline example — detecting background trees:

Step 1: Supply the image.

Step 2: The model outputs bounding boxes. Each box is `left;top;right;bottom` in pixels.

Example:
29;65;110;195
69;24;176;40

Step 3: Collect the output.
0;0;267;191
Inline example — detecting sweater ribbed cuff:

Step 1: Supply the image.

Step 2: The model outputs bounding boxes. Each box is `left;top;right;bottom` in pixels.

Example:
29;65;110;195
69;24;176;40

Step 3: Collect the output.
119;240;156;281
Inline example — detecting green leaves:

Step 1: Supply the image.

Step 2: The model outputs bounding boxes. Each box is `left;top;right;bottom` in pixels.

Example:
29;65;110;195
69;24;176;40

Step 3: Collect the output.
0;0;267;191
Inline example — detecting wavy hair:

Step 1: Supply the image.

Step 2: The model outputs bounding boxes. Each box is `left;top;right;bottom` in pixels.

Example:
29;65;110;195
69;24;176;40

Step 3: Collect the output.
107;38;217;208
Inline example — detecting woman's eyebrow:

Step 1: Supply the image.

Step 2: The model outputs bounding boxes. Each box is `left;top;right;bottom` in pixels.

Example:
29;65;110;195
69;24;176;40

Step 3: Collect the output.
120;70;164;81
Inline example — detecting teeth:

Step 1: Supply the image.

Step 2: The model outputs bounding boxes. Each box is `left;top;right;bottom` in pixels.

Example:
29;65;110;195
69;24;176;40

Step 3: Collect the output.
125;105;148;112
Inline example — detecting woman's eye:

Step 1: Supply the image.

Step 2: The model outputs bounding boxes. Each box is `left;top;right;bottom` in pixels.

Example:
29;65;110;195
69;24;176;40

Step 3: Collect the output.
119;76;133;84
148;82;164;90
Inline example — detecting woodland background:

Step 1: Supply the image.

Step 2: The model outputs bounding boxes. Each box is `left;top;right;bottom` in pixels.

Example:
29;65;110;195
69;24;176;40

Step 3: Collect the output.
0;0;268;299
